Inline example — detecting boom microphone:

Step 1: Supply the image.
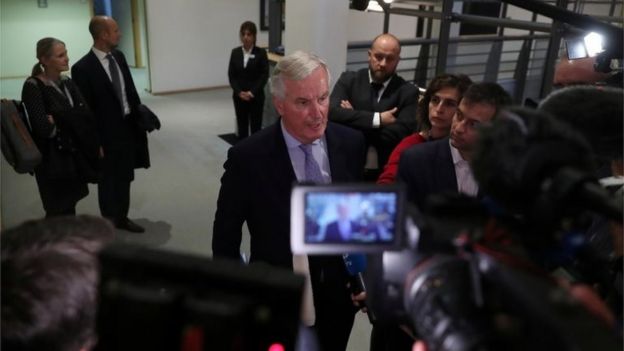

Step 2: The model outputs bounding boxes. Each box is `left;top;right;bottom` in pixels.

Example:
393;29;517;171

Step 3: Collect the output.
343;253;376;323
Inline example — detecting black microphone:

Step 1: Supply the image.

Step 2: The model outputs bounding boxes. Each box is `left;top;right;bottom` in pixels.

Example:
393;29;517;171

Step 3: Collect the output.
343;253;376;324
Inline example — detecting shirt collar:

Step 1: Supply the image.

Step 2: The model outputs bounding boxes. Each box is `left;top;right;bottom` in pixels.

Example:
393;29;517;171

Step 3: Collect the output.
91;47;109;61
449;139;466;166
280;119;323;148
243;46;255;55
368;70;392;88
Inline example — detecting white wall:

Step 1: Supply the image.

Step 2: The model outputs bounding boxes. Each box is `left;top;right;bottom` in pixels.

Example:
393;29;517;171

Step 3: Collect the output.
0;0;92;78
113;0;135;66
144;1;421;94
145;0;266;94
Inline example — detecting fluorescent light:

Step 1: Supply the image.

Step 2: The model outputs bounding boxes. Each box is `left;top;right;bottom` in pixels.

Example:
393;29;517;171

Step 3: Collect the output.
367;1;384;12
584;32;604;57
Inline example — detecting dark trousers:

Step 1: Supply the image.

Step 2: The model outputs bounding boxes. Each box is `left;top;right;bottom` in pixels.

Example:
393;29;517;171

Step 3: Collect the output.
98;177;130;222
233;95;264;139
98;148;132;222
370;324;414;351
45;207;76;218
35;173;87;218
310;256;358;351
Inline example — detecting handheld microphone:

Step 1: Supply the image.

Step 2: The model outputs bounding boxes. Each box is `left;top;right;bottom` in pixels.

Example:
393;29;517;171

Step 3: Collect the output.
342;253;376;323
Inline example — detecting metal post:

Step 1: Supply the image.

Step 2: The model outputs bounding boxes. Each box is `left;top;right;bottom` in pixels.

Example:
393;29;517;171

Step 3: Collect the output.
268;0;282;53
513;39;532;104
436;0;453;75
484;4;508;82
415;5;434;86
539;0;567;98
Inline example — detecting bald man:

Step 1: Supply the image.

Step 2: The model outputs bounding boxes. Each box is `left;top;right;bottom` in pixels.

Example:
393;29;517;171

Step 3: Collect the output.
329;33;419;171
72;16;150;233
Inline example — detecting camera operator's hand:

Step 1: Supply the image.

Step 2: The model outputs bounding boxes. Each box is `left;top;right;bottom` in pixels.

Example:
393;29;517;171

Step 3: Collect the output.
350;291;367;313
413;341;428;351
565;282;616;327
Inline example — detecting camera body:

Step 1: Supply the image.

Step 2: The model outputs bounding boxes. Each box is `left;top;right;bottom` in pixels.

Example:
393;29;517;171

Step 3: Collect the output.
290;183;622;351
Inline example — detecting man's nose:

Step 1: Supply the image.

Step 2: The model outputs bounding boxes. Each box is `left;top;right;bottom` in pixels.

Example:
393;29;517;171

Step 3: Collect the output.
454;119;466;133
308;100;323;115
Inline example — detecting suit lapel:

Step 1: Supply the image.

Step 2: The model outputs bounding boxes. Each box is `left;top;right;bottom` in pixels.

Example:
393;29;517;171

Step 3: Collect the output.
325;123;349;182
86;51;119;101
268;122;297;187
435;138;458;193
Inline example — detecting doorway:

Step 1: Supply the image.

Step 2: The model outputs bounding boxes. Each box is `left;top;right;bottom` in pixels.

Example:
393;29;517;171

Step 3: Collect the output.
92;0;151;92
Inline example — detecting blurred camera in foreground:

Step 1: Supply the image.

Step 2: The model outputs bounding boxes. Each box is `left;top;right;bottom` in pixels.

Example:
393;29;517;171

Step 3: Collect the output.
290;108;622;351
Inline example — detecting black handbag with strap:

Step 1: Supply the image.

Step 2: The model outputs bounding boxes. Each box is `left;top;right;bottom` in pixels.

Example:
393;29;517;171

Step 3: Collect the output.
0;99;42;173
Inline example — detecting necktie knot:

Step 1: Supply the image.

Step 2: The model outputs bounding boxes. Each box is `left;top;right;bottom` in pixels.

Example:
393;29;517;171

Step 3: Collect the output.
299;143;325;184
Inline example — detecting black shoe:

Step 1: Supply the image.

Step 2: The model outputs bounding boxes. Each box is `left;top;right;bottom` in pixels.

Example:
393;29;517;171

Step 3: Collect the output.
115;218;145;233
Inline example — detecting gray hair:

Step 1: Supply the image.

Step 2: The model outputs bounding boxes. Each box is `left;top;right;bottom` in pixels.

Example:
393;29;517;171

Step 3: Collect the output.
270;50;331;99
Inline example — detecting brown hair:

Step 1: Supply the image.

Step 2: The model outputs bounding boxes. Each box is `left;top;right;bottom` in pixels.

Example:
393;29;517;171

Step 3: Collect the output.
31;37;65;76
417;73;472;131
239;21;258;44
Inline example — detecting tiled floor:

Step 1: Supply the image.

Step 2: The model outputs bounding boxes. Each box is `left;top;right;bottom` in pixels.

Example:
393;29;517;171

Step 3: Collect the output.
0;70;373;350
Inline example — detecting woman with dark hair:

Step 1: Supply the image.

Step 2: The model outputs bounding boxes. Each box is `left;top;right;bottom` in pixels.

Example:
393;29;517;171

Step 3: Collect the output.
21;37;100;217
377;73;472;184
227;21;269;140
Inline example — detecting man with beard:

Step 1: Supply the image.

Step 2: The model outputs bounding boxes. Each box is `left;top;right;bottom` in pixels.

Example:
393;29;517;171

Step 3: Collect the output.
213;51;366;351
329;33;419;172
397;82;511;211
72;16;150;233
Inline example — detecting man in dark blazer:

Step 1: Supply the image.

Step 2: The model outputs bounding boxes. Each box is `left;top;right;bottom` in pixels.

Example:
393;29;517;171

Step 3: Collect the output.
228;21;269;140
397;82;511;211
324;203;362;242
329;33;419;170
72;16;149;233
213;51;366;351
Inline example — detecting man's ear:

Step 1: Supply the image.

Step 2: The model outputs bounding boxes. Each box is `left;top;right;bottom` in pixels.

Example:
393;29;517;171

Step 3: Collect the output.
273;96;284;116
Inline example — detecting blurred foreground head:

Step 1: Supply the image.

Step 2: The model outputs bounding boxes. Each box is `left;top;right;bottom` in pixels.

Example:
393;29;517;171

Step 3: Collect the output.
1;216;114;351
471;107;594;220
539;86;623;173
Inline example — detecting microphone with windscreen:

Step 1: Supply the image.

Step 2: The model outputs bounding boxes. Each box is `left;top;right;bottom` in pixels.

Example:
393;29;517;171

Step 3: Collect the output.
343;253;376;324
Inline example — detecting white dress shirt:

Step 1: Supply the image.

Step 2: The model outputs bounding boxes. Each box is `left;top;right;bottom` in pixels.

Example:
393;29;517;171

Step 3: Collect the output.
281;120;333;326
449;140;479;196
91;47;131;115
369;70;392;128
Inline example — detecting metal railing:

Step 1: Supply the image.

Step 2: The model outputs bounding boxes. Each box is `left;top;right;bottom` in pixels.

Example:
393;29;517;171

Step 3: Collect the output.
346;0;622;103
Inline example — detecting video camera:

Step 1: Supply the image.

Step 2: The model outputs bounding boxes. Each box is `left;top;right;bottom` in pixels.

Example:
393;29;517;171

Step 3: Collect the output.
291;183;621;351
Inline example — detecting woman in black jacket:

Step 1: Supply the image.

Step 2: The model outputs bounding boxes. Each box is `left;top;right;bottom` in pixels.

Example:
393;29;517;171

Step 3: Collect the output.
228;21;269;140
22;37;99;217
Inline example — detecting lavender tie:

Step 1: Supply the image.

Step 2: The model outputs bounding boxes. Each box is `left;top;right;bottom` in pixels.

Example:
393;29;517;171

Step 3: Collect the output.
299;144;325;184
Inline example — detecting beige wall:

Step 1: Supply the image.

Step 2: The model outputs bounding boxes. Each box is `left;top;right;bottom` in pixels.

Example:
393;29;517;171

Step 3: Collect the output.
0;0;92;78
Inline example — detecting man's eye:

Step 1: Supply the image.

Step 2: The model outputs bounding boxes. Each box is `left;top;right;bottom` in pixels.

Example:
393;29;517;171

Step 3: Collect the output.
430;97;440;104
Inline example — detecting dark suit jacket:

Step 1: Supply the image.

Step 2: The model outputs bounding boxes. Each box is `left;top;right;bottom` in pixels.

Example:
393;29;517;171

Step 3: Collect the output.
397;137;457;211
213;120;366;267
71;49;149;174
228;46;269;100
329;68;419;145
324;220;361;243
